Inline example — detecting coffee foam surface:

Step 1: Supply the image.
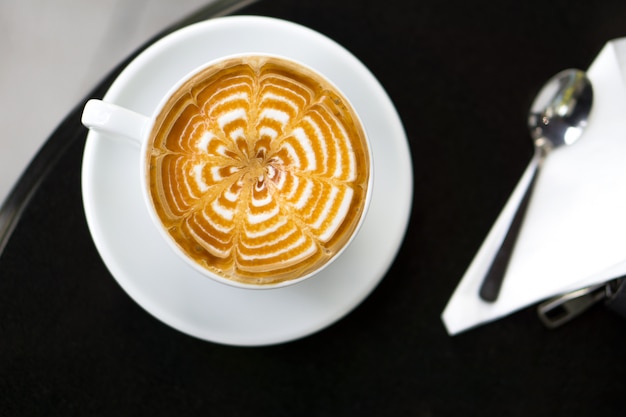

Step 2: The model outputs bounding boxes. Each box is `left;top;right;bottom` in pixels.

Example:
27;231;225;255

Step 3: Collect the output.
147;56;369;285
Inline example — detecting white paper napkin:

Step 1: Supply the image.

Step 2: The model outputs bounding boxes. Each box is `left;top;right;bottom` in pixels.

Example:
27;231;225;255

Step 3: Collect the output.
442;38;626;335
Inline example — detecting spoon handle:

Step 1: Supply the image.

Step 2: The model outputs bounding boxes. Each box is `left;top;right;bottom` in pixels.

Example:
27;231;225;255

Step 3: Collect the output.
479;157;542;302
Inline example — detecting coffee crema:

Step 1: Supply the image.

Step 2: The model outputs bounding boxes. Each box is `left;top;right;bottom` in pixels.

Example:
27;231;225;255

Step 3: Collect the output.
147;55;370;285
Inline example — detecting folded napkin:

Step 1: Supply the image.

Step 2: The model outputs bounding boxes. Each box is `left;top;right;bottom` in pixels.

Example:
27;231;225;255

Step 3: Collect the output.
443;38;626;335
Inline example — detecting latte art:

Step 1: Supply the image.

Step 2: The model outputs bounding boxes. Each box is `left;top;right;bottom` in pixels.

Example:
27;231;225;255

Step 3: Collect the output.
147;55;370;285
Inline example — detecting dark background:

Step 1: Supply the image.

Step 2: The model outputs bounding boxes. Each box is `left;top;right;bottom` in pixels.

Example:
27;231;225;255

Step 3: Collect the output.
2;0;626;415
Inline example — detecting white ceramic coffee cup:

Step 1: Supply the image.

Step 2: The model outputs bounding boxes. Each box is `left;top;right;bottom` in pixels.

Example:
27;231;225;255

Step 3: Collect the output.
81;53;373;290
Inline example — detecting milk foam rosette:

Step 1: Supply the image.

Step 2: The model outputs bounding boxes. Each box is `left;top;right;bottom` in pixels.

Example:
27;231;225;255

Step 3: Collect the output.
143;53;373;288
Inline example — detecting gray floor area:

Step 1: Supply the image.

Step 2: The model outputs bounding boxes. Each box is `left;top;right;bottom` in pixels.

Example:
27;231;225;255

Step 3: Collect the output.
0;0;211;205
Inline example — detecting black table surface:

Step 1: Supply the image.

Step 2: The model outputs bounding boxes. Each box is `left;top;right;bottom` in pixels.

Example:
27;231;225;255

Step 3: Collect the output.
3;0;626;415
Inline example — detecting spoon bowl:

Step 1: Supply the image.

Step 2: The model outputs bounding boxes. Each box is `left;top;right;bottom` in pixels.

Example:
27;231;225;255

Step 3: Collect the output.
528;69;593;150
479;69;593;302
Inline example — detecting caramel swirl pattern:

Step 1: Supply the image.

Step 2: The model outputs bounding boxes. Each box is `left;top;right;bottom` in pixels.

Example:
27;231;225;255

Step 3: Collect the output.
147;56;370;285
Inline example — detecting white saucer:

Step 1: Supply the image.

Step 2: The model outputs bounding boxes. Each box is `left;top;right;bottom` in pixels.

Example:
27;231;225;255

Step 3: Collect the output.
81;16;413;346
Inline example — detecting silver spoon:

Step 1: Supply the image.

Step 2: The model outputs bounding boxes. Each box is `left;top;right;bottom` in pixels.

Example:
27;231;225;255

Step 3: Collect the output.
479;69;593;302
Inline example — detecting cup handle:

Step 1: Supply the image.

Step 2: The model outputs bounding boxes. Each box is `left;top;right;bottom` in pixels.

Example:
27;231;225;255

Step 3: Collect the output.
81;99;149;147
